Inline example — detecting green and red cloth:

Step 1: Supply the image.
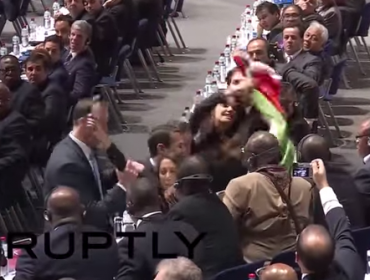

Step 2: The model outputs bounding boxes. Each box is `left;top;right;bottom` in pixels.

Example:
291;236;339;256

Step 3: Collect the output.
233;56;296;170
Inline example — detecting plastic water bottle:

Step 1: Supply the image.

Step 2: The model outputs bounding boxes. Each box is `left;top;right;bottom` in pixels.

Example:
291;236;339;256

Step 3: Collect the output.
213;62;220;82
122;211;135;233
235;28;241;41
0;44;7;56
21;26;29;47
12;35;20;56
44;9;51;30
219;54;226;83
210;81;218;94
245;20;253;41
244;12;252;27
183;107;190;120
245;4;252;14
191;90;203;113
204;70;213;93
52;1;60;16
0;237;8;276
253;0;260;14
248;273;256;280
29;18;37;41
224;44;231;68
231;35;237;52
226;35;232;45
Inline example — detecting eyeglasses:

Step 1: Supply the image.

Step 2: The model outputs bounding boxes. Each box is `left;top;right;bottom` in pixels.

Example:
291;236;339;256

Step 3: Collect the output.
355;134;370;143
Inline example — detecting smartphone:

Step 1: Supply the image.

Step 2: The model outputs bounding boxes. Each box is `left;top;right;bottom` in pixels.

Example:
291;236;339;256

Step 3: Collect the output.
292;163;312;178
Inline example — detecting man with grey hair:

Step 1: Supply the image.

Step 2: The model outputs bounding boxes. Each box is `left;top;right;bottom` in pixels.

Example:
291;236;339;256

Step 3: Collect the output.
154;257;203;280
63;20;97;105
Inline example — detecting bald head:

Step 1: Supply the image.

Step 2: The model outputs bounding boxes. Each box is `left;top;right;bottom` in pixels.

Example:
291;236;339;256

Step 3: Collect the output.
260;263;297;280
245;131;281;168
298;134;331;162
47;186;82;219
297;225;334;273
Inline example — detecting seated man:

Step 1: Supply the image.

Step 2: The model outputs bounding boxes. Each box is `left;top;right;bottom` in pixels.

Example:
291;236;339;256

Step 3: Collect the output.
281;5;304;28
64;0;88;20
117;178;204;280
278;24;322;129
43;35;70;88
0;55;45;133
256;2;283;44
303;21;332;79
63;20;97;106
0;83;30;212
14;186;119;280
296;0;325;26
298;134;366;229
317;0;342;43
54;14;73;52
223;131;312;262
84;0;119;77
260;263;298;280
25;50;68;165
154;258;203;280
246;37;278;65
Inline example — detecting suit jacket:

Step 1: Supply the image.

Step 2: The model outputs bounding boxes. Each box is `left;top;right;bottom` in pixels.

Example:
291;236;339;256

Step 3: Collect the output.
49;60;70;90
318;5;342;41
168;193;244;279
44;136;127;231
305;207;365;280
302;13;325;26
9;79;45;133
354;160;370;226
14;223;119;280
85;9;118;77
116;213;204;280
223;170;313;262
0;110;29;209
63;49;97;105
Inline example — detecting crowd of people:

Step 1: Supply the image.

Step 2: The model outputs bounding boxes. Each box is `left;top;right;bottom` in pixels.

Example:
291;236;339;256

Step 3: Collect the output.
0;0;370;279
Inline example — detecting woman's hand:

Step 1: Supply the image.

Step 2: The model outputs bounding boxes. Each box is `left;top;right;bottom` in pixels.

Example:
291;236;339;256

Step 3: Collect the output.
164;186;178;206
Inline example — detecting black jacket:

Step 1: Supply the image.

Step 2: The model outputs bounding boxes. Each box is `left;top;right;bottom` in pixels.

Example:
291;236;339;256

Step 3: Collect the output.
354;159;370;226
168;193;244;279
14;223;119;280
49;60;69;90
116;213;204;280
44;136;127;231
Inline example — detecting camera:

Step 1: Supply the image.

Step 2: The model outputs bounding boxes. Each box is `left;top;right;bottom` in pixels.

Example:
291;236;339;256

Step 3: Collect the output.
292;163;312;178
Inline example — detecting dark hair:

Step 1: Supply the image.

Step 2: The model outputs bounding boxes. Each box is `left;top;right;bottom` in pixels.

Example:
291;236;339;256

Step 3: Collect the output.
72;98;95;122
148;124;180;158
0;54;19;64
167;119;191;134
44;34;65;50
282;4;303;17
256;2;280;15
25;49;52;71
284;23;306;38
157;156;179;183
247;37;269;52
55;14;74;26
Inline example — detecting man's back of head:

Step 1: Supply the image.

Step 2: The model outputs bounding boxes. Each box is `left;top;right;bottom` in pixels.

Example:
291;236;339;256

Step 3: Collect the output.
298;134;331;162
260;263;298;280
154;257;203;280
296;224;334;274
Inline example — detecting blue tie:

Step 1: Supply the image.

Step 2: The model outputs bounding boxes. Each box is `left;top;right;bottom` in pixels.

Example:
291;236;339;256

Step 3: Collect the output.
88;152;104;200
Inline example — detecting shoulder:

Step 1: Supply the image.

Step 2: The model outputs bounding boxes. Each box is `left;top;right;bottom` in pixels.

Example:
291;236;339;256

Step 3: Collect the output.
229;172;265;185
291;177;312;190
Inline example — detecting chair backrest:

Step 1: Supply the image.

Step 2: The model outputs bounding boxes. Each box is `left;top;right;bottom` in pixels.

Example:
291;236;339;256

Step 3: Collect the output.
351;226;370;269
357;3;370;37
213;260;266;280
328;59;347;96
136;18;149;49
109;37;123;77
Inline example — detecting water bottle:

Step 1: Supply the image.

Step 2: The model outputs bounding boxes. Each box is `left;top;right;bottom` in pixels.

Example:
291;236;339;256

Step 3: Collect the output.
29;18;37;41
235;28;241;41
244;12;252;27
191;90;203;113
253;0;260;14
0;237;8;277
224;44;231;68
213;62;220;82
219;54;226;83
248;273;257;280
210;81;218;95
0;45;7;56
245;20;253;41
183;107;190;120
245;4;252;14
204;70;213;94
122;211;135;233
52;1;60;16
113;213;123;236
44;9;51;30
12;35;20;56
226;35;232;45
230;35;237;52
21;26;29;48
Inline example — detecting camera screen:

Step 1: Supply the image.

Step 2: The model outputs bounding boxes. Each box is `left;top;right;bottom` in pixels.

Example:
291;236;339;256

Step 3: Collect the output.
293;167;309;177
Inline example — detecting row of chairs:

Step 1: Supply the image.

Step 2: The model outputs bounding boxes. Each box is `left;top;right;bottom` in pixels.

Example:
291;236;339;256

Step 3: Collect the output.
213;226;370;280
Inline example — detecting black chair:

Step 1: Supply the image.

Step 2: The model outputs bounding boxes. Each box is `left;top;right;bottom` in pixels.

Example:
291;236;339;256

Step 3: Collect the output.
354;3;370;60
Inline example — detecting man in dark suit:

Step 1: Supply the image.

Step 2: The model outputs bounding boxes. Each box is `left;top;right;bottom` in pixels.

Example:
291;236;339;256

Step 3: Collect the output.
44;35;70;90
84;0;119;77
168;156;244;279
44;98;142;231
296;159;365;280
15;186;119;280
297;134;366;229
256;2;283;45
0;55;45;134
141;123;187;182
116;177;204;280
63;20;97;106
64;0;88;20
278;25;322;128
354;118;370;226
0;83;30;211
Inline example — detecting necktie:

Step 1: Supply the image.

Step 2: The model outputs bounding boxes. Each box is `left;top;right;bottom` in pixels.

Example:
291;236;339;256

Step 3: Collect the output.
64;53;73;65
88;152;104;201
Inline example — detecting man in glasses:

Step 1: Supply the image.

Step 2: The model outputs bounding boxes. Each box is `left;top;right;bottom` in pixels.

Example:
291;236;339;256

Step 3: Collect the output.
0;55;45;133
0;83;30;213
282;5;304;28
354;119;370;226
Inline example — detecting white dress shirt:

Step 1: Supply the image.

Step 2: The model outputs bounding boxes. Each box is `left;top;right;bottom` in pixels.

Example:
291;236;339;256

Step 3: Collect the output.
136;211;162;227
285;49;302;63
364;154;370;164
